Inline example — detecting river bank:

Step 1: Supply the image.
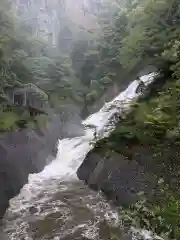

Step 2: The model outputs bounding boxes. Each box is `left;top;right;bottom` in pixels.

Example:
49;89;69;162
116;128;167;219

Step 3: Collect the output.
77;71;180;239
1;73;154;240
0;105;85;220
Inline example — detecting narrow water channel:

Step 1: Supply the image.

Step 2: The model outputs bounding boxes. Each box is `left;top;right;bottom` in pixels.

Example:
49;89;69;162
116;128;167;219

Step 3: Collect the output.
2;73;156;240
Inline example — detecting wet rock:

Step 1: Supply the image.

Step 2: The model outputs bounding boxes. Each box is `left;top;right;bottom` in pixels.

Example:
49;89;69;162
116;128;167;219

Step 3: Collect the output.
135;80;146;94
0;232;9;240
77;151;157;206
77;136;180;207
29;206;39;214
0;105;84;219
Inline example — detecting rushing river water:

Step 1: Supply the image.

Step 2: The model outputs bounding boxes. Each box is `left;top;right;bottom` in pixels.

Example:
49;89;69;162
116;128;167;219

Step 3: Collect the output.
2;73;156;240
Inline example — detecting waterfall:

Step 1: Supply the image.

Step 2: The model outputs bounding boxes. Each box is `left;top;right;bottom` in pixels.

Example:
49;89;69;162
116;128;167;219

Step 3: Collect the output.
2;72;157;240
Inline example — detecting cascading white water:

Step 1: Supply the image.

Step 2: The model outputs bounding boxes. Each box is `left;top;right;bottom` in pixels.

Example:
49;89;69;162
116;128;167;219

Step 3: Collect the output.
2;73;157;240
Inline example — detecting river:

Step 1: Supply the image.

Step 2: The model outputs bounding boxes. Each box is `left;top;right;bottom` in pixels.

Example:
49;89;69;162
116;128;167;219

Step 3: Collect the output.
1;73;156;240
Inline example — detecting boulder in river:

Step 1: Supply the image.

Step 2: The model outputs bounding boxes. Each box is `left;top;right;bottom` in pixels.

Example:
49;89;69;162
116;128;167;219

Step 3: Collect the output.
77;149;158;206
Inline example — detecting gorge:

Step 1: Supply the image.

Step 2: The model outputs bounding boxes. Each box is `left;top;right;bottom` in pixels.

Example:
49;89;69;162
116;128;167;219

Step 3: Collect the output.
0;0;180;239
2;72;156;240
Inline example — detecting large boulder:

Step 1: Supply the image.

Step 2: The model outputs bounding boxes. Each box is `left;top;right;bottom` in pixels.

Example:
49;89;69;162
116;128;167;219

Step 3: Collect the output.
0;126;56;218
77;149;158;206
77;136;180;207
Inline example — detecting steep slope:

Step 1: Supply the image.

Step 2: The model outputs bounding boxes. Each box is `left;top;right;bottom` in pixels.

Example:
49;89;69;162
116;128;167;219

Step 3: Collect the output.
13;0;101;46
77;0;180;238
77;72;180;239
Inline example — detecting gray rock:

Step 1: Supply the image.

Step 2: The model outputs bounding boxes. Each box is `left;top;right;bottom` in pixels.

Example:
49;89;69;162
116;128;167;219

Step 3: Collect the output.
0;105;84;219
77;151;157;206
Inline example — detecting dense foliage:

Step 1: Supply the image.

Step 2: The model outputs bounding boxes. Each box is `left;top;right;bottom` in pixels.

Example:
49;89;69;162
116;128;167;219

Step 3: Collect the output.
1;0;180;237
91;0;180;238
0;1;84;131
0;0;123;129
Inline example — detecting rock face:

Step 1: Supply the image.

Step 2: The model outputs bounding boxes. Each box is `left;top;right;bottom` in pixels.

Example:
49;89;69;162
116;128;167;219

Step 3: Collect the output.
0;128;54;218
13;0;63;45
77;139;180;206
77;149;158;206
77;67;162;206
0;106;84;219
13;0;102;46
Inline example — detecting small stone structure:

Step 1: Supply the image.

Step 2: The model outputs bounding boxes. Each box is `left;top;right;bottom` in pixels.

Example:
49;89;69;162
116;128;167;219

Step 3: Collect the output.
7;83;48;115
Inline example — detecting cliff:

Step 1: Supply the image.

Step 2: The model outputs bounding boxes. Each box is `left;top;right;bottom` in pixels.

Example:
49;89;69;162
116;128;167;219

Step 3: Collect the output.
13;0;102;46
0;94;84;219
77;72;180;237
77;74;161;205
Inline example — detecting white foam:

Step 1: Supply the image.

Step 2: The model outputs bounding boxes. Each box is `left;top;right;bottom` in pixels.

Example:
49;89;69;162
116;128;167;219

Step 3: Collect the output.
3;72;158;239
6;72;157;212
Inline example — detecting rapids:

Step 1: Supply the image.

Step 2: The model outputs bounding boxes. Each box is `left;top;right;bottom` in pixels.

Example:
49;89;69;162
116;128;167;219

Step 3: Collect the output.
2;73;157;240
